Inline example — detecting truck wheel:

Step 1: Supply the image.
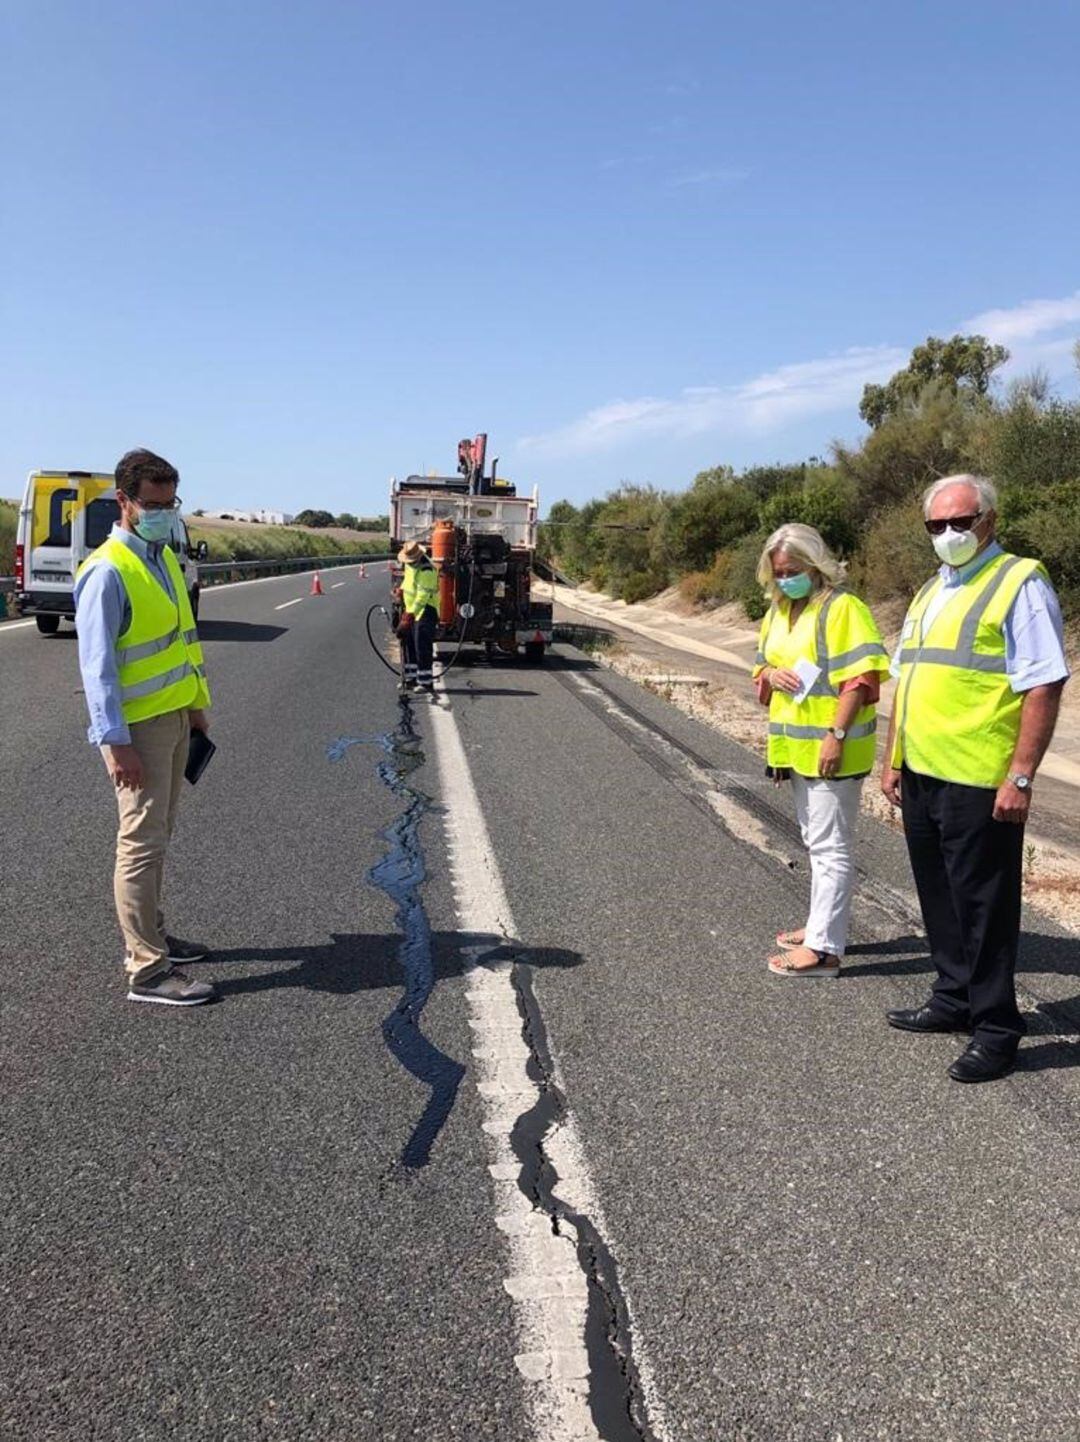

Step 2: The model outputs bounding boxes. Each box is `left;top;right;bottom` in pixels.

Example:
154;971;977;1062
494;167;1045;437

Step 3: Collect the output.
189;586;200;621
524;641;545;664
35;614;61;635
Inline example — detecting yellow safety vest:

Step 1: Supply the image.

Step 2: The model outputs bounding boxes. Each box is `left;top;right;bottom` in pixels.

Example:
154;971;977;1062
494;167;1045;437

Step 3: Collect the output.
891;551;1046;789
753;589;888;778
81;536;210;724
402;561;439;618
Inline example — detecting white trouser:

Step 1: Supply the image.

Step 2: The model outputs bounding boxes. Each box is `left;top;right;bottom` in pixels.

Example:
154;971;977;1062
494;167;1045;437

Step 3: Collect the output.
789;774;863;957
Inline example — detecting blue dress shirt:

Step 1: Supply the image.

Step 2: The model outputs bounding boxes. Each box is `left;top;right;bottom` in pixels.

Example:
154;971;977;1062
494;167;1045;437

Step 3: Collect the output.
890;541;1070;693
74;526;178;746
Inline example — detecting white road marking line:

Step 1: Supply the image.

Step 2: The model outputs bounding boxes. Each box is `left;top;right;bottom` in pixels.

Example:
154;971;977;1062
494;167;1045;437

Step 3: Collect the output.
331;581;346;589
427;694;668;1442
0;620;37;637
274;597;304;610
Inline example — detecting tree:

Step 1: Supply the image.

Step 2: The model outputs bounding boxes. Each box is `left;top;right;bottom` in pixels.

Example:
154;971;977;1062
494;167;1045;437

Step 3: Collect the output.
335;512;359;531
294;508;336;528
860;334;1009;428
662;468;758;571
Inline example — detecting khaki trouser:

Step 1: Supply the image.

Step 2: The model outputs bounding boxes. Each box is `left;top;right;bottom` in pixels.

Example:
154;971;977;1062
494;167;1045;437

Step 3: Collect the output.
103;709;189;982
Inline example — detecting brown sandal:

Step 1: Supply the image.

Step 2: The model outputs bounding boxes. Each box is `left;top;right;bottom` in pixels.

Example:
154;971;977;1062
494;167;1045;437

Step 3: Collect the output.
775;928;806;951
767;946;840;979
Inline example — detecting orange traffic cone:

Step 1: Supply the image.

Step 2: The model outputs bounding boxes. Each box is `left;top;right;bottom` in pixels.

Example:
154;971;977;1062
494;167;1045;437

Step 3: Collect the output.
310;571;324;596
358;564;366;579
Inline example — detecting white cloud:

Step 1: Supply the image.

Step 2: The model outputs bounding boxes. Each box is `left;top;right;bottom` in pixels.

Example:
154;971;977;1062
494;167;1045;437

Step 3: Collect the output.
519;289;1080;459
960;291;1080;343
519;346;906;456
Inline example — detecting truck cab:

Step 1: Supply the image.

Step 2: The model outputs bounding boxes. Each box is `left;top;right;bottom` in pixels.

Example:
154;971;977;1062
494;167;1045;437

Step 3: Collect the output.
15;470;204;634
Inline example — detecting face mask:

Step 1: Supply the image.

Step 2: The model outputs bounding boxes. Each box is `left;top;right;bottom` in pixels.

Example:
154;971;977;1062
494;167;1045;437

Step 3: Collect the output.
931;526;980;567
132;507;175;545
777;572;813;599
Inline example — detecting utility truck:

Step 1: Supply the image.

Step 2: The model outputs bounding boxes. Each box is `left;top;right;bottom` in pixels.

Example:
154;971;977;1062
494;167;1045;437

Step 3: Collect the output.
389;434;553;663
14;470;205;634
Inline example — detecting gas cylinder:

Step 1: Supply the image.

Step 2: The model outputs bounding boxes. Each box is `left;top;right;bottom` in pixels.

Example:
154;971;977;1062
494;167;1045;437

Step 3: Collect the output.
430;520;457;626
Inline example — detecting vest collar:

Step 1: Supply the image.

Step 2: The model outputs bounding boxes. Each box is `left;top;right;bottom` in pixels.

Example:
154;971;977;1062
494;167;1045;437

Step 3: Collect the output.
939;539;1003;588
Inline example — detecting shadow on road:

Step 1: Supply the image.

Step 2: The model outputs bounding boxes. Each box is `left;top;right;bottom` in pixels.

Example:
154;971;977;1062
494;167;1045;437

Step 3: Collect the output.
196;619;289;643
208;930;583;998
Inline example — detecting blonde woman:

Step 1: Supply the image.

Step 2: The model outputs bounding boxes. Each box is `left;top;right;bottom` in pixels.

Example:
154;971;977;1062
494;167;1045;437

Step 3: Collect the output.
752;524;888;977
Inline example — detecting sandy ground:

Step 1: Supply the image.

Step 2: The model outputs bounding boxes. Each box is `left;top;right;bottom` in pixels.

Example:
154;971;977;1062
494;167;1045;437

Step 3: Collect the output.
544;579;1080;935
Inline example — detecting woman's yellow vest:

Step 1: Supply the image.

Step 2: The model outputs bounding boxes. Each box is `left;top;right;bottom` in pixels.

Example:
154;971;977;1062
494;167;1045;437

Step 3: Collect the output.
82;537;210;724
753;589;888;778
891;551;1046;789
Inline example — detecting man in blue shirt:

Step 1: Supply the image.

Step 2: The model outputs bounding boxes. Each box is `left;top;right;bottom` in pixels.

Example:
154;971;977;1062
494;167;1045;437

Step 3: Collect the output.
881;474;1069;1081
75;449;216;1007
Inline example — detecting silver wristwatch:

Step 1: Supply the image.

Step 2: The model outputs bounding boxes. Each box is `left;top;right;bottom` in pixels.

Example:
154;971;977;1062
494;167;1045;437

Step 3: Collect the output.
1007;772;1032;791
827;726;847;741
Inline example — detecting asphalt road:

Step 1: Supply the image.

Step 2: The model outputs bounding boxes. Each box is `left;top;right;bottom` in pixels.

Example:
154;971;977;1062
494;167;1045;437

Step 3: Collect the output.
1;567;1078;1441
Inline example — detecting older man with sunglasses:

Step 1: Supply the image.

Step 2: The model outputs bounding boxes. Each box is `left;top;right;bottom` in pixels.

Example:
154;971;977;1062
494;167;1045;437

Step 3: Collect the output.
881;474;1068;1082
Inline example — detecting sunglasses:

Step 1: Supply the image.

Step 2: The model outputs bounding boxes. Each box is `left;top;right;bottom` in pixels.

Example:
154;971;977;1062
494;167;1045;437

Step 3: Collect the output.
924;511;982;536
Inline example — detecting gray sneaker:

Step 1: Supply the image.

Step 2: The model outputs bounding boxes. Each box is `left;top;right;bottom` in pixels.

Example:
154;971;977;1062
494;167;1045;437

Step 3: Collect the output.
128;968;217;1007
165;934;209;963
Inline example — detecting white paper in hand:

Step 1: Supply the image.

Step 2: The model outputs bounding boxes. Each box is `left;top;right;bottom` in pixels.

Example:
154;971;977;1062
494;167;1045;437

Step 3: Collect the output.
791;657;822;703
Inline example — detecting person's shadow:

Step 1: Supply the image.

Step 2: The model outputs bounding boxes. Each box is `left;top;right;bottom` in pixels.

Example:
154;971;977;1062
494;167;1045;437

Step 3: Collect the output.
207;931;584;1167
844;930;1080;1071
209;930;581;996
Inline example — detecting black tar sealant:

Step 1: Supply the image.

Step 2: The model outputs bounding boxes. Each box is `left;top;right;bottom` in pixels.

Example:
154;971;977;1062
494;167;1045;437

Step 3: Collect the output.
328;698;465;1169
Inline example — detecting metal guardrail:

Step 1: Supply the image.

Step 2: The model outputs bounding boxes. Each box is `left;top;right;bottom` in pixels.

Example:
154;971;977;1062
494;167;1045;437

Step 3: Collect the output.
0;554;392;617
196;552;391;586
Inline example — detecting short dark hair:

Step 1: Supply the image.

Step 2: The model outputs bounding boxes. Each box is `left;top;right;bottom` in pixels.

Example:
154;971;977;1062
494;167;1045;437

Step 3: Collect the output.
114;449;179;499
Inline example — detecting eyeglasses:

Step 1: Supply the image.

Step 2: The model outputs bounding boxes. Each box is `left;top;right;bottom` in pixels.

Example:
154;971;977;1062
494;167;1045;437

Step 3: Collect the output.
924;512;982;536
132;497;182;513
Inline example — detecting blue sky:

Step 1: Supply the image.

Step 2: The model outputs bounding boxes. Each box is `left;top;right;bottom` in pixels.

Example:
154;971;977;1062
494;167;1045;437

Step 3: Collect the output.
3;0;1079;516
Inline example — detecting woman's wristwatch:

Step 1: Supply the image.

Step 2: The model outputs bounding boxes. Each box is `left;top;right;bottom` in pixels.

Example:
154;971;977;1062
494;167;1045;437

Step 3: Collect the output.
827;726;847;740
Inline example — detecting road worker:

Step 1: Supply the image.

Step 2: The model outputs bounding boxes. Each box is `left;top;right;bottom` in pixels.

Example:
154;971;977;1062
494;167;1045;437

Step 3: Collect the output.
74;448;217;1007
397;539;439;693
881;474;1069;1082
752;523;889;979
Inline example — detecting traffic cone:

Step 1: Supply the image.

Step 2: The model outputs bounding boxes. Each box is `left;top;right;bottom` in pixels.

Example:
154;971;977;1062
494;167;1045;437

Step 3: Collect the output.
310;571;324;596
358;564;366;579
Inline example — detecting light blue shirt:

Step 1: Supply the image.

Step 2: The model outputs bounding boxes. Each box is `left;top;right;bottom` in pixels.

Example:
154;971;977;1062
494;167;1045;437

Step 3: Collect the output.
74;525;178;746
890;541;1070;693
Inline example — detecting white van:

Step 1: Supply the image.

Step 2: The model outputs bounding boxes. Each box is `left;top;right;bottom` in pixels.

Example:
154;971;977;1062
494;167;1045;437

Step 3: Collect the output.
14;470;206;634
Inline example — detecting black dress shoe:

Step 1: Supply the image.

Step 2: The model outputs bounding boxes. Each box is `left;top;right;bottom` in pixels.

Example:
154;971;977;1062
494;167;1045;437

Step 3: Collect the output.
887;1004;969;1034
948;1042;1017;1084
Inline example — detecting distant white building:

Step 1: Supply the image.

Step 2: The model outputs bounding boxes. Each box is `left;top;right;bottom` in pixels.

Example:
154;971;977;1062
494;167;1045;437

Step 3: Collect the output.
201;508;294;525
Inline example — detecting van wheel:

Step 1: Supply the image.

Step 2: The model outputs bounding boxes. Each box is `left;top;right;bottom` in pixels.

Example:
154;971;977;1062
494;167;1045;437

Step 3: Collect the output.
189;587;200;621
35;614;61;635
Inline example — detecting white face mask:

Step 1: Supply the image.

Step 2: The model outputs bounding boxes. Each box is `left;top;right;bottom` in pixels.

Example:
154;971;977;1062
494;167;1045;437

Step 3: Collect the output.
931;525;980;567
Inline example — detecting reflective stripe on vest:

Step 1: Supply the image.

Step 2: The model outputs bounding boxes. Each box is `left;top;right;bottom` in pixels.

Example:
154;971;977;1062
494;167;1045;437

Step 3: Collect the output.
892;552;1044;788
755;588;888;778
81;538;211;725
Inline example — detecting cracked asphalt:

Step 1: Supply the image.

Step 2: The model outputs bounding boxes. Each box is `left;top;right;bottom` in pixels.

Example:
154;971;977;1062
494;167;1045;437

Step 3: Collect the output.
2;571;1078;1440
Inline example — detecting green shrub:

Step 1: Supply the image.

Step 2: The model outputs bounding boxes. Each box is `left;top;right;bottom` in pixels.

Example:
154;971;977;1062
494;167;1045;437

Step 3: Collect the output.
848;498;935;603
1000;478;1080;613
727;530;769;620
0;500;16;577
679;551;734;606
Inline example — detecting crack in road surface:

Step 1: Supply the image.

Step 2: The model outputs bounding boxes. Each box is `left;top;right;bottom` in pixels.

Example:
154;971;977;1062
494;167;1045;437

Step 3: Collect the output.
328;701;466;1169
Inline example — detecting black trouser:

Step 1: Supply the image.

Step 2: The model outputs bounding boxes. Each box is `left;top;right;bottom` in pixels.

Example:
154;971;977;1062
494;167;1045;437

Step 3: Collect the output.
900;765;1025;1051
403;606;437;685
